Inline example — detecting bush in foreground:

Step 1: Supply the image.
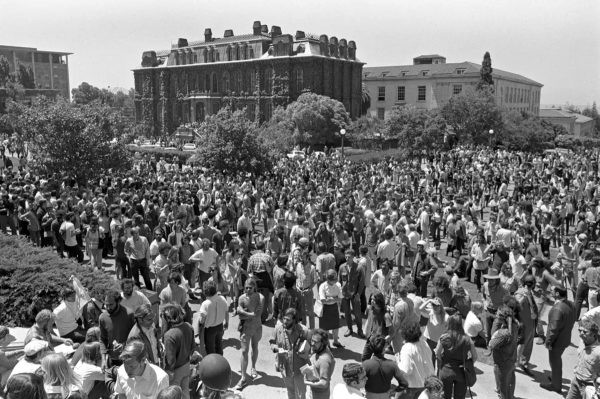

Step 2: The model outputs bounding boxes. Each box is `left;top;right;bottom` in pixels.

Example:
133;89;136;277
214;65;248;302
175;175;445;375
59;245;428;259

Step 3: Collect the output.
0;233;118;327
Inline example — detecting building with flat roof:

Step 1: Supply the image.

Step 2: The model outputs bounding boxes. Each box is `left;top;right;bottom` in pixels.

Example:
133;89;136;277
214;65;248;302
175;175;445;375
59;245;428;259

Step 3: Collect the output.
539;108;596;137
363;54;542;119
0;45;71;98
133;21;364;136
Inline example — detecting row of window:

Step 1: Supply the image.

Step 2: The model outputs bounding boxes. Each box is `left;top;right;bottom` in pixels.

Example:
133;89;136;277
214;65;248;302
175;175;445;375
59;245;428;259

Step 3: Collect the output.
174;45;256;66
503;86;539;104
171;66;305;96
378;85;433;102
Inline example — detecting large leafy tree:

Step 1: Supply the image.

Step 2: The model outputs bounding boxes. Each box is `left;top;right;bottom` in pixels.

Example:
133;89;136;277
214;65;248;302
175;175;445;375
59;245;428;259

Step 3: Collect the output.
499;110;555;151
5;97;131;184
257;106;297;156
284;92;350;147
441;86;502;144
582;102;600;134
385;106;446;150
17;62;35;89
193;106;271;175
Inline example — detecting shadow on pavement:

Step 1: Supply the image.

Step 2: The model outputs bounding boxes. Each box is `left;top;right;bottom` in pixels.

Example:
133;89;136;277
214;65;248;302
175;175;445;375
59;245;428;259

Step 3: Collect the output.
330;346;361;362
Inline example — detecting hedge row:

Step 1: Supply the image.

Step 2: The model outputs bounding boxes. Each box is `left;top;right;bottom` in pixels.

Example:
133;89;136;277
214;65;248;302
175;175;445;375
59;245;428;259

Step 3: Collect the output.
0;234;118;327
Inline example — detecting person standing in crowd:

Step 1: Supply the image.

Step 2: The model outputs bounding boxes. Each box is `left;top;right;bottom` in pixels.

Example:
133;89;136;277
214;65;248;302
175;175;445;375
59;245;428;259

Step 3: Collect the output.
119;278;151;313
435;314;477;399
541;285;576;394
514;274;537;375
413;240;438;298
565;319;600;399
127;304;161;366
85;216;105;270
296;239;320;329
470;235;491;292
60;212;83;262
332;363;367;399
235;278;264;390
189;238;220;291
124;227;153;290
318;269;343;348
482;268;507;348
248;240;275;319
398;320;435;399
273;271;305;325
112;340;169;398
99;289;135;367
161;304;196;399
316;241;336;281
390;280;417;357
269;308;309;399
362;335;408;399
198;279;229;355
489;305;519;399
305;328;336;399
339;248;365;338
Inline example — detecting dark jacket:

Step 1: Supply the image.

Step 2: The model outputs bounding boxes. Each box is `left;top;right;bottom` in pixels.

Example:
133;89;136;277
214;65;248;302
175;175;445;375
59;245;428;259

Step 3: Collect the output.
128;322;162;365
546;299;576;350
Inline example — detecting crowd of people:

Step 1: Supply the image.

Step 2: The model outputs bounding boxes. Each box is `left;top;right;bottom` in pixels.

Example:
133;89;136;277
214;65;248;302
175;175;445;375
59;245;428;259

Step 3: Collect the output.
2;144;600;399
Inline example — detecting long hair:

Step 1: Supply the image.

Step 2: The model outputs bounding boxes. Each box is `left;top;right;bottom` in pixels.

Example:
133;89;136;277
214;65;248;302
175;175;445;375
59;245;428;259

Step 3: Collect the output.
440;314;465;351
370;291;386;316
5;373;48;399
40;353;82;396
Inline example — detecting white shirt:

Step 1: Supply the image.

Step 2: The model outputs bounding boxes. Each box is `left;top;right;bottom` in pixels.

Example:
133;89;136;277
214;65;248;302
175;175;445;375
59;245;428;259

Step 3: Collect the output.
464;311;483;338
332;383;364;399
60;221;78;246
398;336;435;388
53;300;81;336
199;294;228;328
121;290;151;313
509;252;527;281
189;247;219;273
114;362;169;399
74;361;104;394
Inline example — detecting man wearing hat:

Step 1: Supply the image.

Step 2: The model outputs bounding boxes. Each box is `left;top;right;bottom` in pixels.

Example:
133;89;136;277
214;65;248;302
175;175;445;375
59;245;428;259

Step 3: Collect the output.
8;340;50;379
541;284;576;393
482;268;507;348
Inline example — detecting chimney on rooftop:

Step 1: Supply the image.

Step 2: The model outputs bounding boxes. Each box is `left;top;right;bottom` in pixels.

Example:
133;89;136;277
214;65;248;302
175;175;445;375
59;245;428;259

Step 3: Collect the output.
295;31;305;40
253;21;261;35
177;38;188;48
261;25;269;34
224;29;234;38
270;25;282;37
204;28;212;42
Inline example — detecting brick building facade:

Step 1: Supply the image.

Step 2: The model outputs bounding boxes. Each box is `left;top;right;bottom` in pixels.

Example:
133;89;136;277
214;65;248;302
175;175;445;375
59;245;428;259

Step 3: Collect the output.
133;21;363;136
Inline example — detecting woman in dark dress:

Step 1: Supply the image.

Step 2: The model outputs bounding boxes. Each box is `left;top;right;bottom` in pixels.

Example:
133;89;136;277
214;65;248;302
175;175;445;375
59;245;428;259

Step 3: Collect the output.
318;269;343;347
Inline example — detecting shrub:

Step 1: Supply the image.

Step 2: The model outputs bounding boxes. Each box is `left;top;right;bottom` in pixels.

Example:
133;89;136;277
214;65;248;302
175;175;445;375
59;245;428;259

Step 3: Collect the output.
0;233;118;327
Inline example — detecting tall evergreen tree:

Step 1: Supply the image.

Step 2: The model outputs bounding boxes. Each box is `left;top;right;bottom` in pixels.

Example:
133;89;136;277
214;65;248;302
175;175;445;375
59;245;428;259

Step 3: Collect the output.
477;51;494;93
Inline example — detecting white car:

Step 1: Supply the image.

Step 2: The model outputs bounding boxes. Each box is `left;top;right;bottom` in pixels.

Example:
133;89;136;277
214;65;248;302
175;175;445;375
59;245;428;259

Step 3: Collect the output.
182;143;197;151
286;150;305;160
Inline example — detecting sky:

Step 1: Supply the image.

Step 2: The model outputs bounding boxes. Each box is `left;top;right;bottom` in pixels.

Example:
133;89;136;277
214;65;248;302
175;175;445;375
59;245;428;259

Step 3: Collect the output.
1;0;598;107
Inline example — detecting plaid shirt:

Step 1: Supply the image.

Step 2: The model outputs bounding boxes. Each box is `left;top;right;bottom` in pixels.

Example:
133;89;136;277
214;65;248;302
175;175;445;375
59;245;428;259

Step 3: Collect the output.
248;251;274;274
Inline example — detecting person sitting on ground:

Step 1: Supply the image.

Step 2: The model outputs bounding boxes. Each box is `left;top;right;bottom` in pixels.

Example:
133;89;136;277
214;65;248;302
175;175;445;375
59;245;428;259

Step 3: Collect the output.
24;310;73;349
4;373;48;399
40;352;83;399
9;340;51;379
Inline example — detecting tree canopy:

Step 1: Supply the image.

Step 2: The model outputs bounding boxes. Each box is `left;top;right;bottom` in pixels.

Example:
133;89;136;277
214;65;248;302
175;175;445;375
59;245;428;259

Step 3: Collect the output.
4;97;131;184
441;86;503;144
477;51;494;92
193;106;272;175
385;105;446;151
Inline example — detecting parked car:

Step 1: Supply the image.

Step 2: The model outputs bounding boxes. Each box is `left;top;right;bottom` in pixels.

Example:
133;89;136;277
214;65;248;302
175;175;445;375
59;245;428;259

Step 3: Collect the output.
286;150;305;160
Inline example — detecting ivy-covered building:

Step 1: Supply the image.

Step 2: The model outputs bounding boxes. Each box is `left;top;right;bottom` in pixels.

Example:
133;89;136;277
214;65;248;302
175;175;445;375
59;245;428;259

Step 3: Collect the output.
133;21;364;136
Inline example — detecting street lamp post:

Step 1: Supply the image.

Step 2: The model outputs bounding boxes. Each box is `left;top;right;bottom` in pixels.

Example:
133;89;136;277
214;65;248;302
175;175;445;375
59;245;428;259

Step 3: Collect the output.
340;129;346;159
488;129;494;147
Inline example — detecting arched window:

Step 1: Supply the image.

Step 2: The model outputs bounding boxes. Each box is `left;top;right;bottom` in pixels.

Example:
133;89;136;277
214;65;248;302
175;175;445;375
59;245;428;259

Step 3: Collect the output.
222;71;230;94
226;45;232;61
241;43;248;60
208;48;214;62
234;44;240;60
215;52;220;62
204;74;210;92
203;48;208;63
